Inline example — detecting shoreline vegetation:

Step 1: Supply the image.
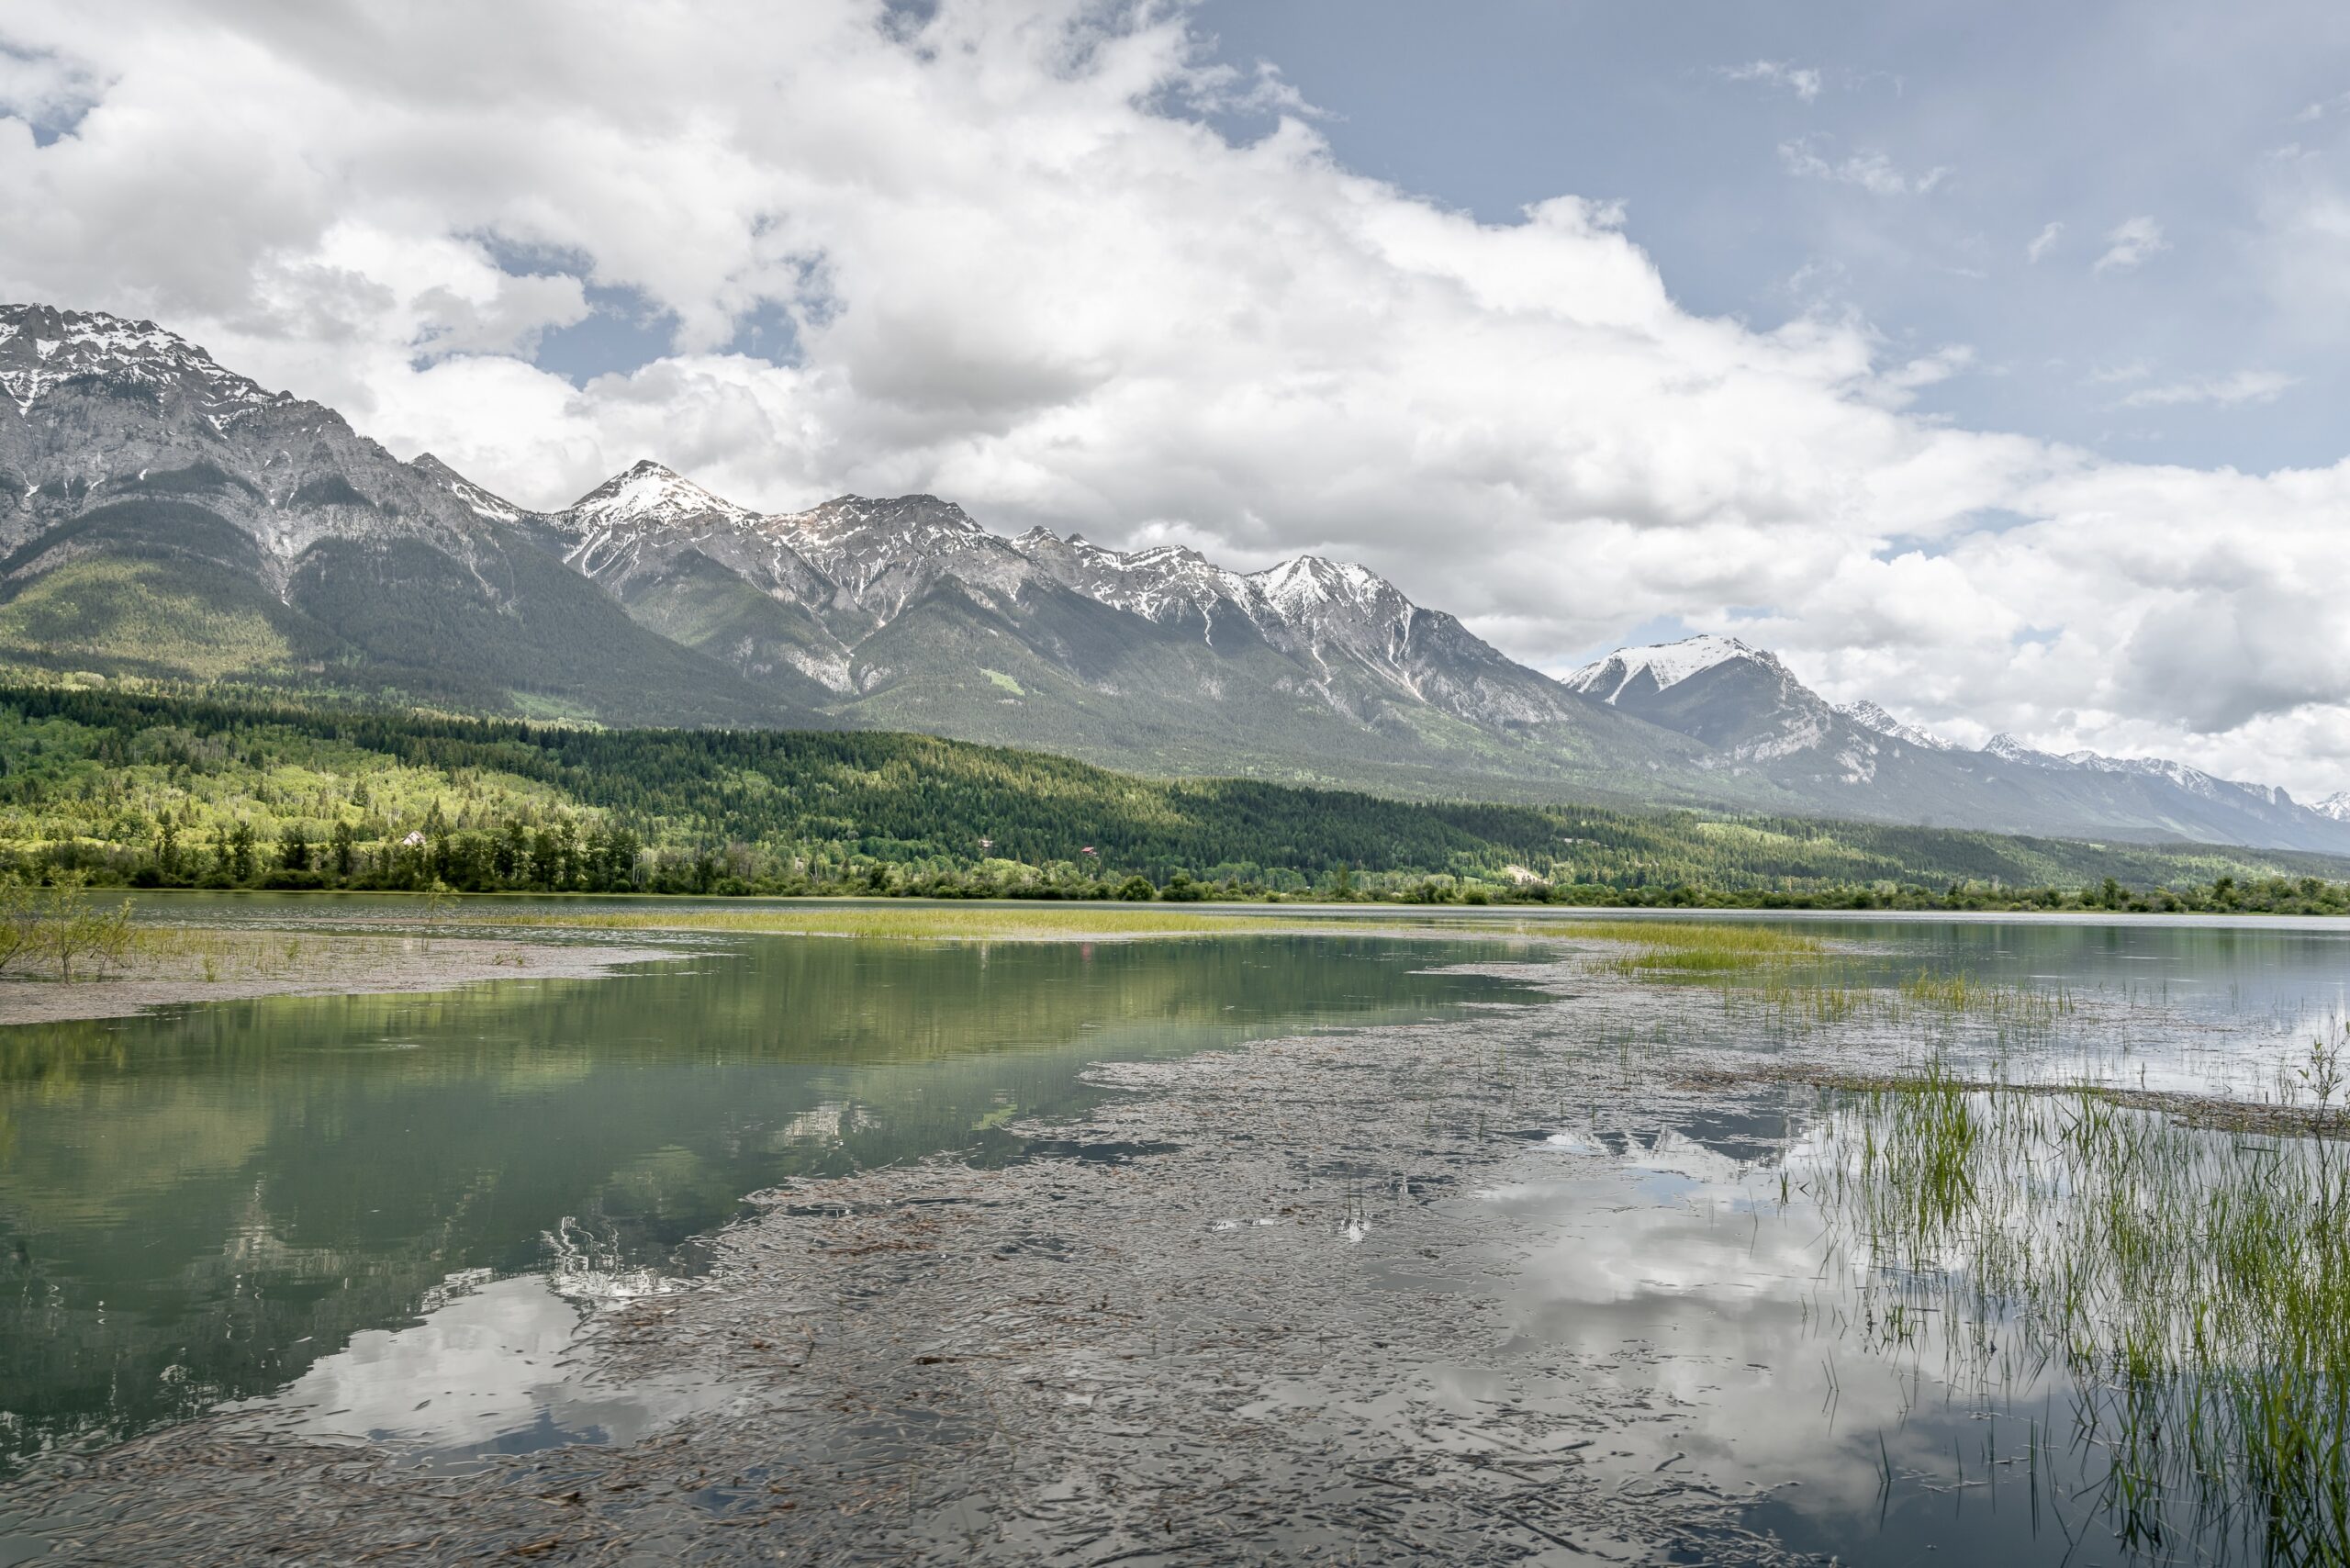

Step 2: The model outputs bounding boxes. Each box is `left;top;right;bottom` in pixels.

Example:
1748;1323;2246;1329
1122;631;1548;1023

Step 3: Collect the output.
5;681;2350;916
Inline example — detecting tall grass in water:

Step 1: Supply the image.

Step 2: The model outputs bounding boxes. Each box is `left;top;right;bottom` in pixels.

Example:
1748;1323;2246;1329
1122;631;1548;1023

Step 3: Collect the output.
1814;1029;2350;1563
1898;969;2073;1029
1725;964;2075;1046
1748;974;1874;1029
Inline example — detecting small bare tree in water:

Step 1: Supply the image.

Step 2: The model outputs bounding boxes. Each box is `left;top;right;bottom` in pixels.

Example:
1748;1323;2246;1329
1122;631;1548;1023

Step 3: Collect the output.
0;874;134;982
0;880;36;976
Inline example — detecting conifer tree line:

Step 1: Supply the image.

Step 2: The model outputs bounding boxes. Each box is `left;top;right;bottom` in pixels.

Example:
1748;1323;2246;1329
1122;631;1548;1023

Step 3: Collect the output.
4;682;2350;911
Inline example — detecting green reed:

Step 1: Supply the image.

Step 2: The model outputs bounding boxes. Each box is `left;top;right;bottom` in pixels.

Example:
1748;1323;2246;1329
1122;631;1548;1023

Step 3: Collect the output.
1809;1036;2350;1563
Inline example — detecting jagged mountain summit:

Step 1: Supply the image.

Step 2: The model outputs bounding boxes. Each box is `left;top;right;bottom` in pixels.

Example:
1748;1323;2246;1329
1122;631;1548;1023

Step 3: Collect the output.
0;308;285;423
544;462;1693;793
1567;634;2350;852
1840;700;1955;752
4;301;2344;850
0;304;813;725
1563;633;1773;705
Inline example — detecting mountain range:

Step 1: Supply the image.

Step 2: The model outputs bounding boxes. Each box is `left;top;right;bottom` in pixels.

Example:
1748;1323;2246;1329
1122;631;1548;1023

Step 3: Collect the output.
5;300;2345;853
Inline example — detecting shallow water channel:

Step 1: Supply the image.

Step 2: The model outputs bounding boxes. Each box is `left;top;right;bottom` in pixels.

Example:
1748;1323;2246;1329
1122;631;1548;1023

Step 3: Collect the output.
3;902;2347;1563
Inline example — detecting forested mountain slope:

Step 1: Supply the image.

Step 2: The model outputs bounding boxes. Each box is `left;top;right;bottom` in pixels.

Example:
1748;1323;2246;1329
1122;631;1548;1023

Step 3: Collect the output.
6;683;2344;903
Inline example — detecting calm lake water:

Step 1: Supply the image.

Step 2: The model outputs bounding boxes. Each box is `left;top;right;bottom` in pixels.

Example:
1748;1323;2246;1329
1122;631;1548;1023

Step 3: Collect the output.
4;901;2348;1562
0;899;1554;1473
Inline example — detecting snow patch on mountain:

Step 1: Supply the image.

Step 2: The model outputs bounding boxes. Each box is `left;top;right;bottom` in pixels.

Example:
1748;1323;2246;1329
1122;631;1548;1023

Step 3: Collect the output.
1563;634;1771;702
560;459;762;533
411;453;523;523
1017;532;1258;637
0;304;285;420
2316;792;2350;823
1983;733;2074;767
1841;700;1954;751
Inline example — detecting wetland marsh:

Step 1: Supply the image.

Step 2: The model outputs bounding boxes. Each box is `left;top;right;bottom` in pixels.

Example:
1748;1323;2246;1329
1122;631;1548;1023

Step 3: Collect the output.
1;898;2346;1563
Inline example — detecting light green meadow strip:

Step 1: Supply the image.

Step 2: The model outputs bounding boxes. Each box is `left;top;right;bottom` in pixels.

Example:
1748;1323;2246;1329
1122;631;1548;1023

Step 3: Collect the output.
1533;919;1828;972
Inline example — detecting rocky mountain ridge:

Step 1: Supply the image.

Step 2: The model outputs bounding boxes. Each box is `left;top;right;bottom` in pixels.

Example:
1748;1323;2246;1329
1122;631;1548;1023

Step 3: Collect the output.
540;460;1591;731
0;304;813;725
525;457;1686;790
3;301;2343;852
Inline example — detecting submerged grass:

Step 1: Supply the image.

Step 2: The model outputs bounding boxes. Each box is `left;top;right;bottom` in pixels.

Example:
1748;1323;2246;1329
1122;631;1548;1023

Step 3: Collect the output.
1807;1029;2350;1564
491;903;1364;943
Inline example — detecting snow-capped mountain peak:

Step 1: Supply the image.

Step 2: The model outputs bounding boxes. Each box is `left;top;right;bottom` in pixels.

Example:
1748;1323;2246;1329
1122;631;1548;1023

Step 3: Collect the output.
2317;792;2350;823
560;459;762;533
1248;554;1393;618
1015;529;1258;635
0;303;286;420
1563;634;1772;702
1840;699;1954;751
779;494;986;544
2058;751;2297;806
1982;733;2073;767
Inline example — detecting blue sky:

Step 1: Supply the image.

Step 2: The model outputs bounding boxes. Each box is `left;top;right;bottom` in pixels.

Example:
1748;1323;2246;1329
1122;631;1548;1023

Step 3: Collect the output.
1200;0;2350;473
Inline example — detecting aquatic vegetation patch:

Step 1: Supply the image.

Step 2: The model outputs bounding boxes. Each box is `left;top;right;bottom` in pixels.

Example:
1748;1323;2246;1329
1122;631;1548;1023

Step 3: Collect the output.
496;903;1367;942
1897;968;2074;1027
1541;919;1829;973
1802;1032;2350;1563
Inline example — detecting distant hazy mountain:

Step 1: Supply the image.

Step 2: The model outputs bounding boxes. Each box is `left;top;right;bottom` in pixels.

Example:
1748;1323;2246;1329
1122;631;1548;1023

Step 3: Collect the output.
1564;634;2350;852
5;302;2343;850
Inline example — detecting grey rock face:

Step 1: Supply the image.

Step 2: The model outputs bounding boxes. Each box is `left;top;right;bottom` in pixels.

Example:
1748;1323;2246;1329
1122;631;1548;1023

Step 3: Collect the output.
0;304;512;586
0;304;807;726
